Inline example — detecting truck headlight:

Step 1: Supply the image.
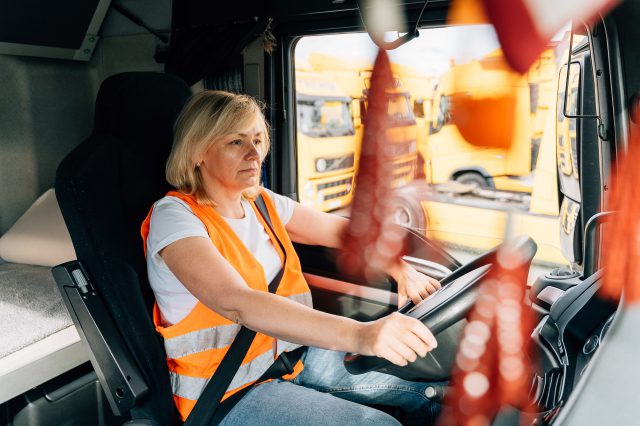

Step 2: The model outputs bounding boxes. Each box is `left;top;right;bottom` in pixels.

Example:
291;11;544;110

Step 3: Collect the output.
316;158;328;172
304;181;315;198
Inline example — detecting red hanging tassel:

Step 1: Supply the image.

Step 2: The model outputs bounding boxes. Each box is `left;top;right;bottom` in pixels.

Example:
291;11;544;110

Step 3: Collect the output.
339;50;407;280
439;242;535;426
600;104;640;305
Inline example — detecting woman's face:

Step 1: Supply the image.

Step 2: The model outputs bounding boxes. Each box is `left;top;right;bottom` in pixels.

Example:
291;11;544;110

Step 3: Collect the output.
198;114;265;195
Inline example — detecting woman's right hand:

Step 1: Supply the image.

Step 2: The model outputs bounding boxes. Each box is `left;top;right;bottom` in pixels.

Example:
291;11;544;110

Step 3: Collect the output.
356;312;438;367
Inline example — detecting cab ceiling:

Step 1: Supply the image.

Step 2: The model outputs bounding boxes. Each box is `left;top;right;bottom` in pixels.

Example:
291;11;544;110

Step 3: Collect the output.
173;0;450;27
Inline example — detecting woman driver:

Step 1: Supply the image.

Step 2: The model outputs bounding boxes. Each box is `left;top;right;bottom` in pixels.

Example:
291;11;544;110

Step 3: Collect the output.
142;90;443;425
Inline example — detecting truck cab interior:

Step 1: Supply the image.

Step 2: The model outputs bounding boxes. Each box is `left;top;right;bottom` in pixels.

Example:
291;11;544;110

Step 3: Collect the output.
0;1;638;425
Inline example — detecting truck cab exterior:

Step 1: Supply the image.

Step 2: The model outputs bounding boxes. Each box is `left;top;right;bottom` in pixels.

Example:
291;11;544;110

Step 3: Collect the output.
295;70;357;211
308;53;419;190
427;47;558;193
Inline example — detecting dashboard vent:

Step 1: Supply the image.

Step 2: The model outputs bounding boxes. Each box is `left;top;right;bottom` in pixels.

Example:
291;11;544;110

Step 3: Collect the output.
529;368;564;412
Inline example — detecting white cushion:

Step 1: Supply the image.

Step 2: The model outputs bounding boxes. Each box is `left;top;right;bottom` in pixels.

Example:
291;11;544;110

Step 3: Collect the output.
0;189;76;266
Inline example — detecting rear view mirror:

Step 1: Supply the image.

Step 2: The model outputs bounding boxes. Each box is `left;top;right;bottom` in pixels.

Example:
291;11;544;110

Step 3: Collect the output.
352;99;363;128
557;63;580;179
413;99;425;118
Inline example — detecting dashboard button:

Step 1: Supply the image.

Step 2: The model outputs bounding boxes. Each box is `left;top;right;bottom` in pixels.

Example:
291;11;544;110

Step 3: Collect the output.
583;335;599;355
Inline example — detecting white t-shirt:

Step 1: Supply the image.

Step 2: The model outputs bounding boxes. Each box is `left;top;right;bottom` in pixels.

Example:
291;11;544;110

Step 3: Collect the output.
146;189;295;326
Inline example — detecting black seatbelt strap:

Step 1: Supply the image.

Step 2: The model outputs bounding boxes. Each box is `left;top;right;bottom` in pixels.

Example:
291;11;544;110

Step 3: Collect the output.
209;346;306;425
183;193;289;426
254;194;289;286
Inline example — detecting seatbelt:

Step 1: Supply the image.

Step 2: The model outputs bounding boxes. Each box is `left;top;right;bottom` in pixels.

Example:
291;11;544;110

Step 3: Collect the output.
209;346;306;425
183;193;294;426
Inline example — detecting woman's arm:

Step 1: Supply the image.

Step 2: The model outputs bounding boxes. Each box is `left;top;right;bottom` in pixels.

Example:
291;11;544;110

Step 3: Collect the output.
284;202;348;248
285;202;442;305
161;236;437;366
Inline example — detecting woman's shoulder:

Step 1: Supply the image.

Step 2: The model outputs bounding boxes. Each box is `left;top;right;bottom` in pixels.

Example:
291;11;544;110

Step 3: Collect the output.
149;195;206;235
154;194;193;213
258;187;295;225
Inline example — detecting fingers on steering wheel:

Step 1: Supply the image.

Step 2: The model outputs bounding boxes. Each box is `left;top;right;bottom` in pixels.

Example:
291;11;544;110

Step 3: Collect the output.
392;338;418;365
418;286;430;299
425;280;440;295
431;278;442;290
385;345;411;367
400;331;429;358
407;289;420;305
409;319;438;349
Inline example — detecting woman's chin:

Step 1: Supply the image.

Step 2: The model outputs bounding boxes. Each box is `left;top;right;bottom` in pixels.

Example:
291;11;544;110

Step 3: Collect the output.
235;179;259;192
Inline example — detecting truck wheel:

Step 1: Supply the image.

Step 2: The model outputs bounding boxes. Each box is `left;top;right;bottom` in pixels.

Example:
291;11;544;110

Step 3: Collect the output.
454;172;490;188
390;194;427;231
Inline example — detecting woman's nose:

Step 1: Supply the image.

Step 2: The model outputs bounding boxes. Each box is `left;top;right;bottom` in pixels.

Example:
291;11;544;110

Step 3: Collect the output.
246;143;260;159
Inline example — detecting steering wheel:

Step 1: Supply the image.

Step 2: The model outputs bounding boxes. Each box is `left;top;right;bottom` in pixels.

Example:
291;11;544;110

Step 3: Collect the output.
344;236;537;378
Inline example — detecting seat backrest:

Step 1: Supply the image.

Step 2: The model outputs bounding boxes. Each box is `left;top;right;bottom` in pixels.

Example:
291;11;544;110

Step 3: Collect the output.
55;72;191;425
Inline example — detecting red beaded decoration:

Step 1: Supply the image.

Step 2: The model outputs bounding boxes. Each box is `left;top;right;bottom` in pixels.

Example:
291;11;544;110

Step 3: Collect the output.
339;50;407;280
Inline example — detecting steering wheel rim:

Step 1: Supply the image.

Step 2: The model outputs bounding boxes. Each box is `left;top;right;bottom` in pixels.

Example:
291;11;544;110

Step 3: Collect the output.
344;236;537;376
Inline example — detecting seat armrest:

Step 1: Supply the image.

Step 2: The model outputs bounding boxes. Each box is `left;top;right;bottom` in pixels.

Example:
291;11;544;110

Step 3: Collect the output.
52;261;149;416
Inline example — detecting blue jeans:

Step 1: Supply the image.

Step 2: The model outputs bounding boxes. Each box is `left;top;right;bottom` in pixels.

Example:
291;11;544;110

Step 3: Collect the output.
219;347;442;425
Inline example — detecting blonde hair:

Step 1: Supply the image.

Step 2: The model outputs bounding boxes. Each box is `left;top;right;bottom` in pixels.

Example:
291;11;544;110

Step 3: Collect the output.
166;90;270;205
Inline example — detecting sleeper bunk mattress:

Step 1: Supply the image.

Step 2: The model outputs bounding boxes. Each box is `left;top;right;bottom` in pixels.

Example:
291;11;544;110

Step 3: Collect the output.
0;261;72;358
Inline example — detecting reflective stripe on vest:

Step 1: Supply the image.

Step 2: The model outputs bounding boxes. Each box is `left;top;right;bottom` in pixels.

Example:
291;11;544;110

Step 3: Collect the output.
170;339;303;401
163;291;312;359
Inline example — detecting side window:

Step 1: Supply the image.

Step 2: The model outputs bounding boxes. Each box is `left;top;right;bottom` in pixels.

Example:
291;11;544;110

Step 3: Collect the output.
431;95;451;134
294;27;569;278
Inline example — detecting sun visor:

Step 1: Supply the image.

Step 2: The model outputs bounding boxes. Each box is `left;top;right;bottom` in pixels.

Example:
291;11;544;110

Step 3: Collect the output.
0;0;110;61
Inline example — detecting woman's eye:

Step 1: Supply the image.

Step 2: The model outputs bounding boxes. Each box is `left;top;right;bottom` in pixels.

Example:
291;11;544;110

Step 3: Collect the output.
253;139;262;145
230;139;242;145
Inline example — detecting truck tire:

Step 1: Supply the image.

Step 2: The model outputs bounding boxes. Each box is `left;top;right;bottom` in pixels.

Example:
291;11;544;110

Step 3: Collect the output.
390;194;428;231
454;172;491;188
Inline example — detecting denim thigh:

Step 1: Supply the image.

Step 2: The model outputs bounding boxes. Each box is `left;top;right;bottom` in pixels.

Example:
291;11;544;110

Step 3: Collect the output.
290;347;442;417
219;379;400;426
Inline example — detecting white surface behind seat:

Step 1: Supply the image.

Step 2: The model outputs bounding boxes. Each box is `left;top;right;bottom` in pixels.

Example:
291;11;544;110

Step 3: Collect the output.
0;326;88;404
0;188;87;403
0;188;76;267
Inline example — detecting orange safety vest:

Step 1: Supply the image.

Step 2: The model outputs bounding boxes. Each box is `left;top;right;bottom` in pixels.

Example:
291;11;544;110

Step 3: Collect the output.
141;189;312;420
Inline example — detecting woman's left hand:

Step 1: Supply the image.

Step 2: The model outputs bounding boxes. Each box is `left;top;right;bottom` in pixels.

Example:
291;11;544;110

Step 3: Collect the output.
391;260;442;308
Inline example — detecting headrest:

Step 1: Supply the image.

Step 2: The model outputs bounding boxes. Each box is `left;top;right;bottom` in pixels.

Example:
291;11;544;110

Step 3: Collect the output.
94;72;192;148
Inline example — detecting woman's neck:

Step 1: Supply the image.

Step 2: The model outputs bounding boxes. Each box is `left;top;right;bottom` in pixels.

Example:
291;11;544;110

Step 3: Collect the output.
202;185;245;219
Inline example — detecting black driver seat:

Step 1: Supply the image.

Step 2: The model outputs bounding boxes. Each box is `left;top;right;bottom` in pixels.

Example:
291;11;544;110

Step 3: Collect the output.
54;72;192;425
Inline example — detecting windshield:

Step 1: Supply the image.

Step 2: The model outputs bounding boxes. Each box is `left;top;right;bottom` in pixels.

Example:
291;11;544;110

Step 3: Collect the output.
387;93;415;125
297;100;354;137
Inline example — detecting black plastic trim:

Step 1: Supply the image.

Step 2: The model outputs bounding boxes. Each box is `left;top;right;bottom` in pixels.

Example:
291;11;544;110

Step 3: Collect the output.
52;261;148;417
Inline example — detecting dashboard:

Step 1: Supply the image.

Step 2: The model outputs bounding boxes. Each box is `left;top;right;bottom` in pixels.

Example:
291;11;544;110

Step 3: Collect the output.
529;270;618;423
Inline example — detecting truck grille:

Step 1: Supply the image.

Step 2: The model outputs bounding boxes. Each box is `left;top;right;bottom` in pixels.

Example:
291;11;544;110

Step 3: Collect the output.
317;177;353;201
392;159;415;182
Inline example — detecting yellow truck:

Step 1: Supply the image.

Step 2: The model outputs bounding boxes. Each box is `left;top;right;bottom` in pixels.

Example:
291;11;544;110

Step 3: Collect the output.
425;48;557;193
295;70;359;211
391;96;563;265
308;53;419;188
390;49;565;265
391;63;436;179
